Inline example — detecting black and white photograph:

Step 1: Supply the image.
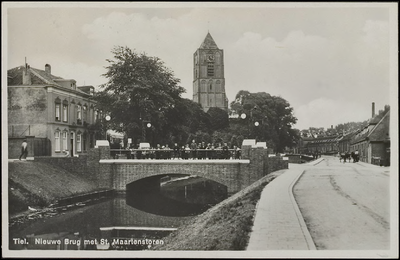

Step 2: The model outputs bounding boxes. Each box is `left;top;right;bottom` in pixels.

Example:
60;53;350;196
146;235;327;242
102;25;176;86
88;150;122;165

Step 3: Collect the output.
2;2;398;258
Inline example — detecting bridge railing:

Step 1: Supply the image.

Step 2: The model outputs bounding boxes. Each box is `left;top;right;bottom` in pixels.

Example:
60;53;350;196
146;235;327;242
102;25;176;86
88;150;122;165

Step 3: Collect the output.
109;148;242;160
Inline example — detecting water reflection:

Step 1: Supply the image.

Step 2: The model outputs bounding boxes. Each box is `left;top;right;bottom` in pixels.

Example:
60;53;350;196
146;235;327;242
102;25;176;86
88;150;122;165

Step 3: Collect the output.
126;175;227;216
9;176;227;250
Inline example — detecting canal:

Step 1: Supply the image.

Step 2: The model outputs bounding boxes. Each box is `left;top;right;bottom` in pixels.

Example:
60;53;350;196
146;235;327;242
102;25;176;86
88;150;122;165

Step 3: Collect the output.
9;176;228;250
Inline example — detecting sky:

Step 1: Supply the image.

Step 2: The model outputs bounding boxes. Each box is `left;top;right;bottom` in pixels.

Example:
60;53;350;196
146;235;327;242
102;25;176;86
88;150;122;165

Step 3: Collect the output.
4;2;397;130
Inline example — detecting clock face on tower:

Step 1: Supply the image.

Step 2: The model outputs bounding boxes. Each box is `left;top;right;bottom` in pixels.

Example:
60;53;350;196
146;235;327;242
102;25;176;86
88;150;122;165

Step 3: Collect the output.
207;54;215;62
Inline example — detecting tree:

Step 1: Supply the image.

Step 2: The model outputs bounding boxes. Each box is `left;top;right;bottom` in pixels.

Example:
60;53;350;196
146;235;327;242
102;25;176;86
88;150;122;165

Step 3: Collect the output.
207;107;229;132
229;91;298;152
96;46;187;145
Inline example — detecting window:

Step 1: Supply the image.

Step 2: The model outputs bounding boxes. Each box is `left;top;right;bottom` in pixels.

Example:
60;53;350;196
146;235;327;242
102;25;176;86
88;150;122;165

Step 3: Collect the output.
55;131;61;152
55;104;61;121
207;63;214;77
201;80;206;92
94;110;98;122
77;105;82;124
77;105;82;120
77;133;82;152
63;131;68;151
63;104;68;122
83;105;87;123
210;84;212;91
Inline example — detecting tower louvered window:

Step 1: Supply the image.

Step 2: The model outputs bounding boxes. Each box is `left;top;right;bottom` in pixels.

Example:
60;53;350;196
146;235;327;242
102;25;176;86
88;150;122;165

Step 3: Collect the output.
207;63;214;77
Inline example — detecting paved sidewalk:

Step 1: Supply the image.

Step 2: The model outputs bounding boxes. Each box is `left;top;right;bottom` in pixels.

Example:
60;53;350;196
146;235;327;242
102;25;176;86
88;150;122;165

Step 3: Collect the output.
247;159;323;250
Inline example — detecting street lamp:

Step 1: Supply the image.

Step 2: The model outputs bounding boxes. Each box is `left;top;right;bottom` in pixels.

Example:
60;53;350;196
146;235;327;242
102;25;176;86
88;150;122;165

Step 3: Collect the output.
105;115;111;139
241;106;259;139
142;120;152;142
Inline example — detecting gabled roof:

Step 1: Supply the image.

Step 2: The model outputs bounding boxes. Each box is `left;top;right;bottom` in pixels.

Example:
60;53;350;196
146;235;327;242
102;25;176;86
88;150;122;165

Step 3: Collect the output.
7;65;63;86
7;65;91;97
368;110;390;142
200;32;219;49
352;109;390;144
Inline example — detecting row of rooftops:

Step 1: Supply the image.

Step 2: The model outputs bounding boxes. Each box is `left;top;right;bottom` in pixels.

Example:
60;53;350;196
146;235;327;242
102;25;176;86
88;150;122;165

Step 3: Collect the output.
303;108;390;146
7;63;94;96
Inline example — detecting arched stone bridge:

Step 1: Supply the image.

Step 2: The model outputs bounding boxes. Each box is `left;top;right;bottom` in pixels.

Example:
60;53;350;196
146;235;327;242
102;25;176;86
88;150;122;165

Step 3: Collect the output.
90;141;289;195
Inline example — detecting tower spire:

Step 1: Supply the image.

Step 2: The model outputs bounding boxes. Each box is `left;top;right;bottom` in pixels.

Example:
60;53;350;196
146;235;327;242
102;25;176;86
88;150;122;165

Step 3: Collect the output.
200;32;218;49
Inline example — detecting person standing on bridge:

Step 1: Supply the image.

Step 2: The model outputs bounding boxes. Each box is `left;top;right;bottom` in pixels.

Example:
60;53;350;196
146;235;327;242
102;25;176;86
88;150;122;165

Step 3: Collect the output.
199;141;206;159
19;139;28;160
184;144;191;160
222;143;230;159
190;139;197;159
172;143;180;159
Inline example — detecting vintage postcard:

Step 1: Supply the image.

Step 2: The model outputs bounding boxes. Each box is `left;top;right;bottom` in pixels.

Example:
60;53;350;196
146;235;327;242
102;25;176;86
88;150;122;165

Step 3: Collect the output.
2;2;398;258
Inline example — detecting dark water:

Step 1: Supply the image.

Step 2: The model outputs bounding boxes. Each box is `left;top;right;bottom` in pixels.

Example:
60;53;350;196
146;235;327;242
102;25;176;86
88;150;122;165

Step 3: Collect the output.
9;176;227;250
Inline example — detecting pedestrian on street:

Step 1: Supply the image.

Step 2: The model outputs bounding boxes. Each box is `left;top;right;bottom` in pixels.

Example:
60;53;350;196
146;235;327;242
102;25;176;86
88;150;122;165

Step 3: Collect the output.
354;150;359;162
19;139;28;160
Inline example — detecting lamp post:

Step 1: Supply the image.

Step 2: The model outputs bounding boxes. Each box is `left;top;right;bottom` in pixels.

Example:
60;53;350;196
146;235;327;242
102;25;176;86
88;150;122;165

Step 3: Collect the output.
240;107;260;139
142;120;152;143
105;115;111;140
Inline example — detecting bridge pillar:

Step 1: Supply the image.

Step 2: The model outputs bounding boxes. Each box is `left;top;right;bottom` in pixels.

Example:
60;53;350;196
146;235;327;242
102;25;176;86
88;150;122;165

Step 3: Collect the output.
87;141;113;190
240;139;288;188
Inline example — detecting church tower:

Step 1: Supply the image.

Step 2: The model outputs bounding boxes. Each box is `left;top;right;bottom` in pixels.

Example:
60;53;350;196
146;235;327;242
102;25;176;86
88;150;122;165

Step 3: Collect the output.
193;32;228;112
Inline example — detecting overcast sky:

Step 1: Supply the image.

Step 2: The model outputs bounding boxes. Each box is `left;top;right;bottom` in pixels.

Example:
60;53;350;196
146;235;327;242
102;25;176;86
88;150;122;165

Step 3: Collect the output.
4;2;397;130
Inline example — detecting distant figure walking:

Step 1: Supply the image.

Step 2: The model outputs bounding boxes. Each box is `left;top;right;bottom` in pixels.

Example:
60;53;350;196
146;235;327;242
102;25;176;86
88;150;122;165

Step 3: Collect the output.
19;139;28;160
354;150;359;162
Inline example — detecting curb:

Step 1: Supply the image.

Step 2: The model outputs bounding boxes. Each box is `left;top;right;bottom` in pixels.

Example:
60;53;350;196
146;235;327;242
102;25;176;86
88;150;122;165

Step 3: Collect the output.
288;169;317;250
305;157;325;166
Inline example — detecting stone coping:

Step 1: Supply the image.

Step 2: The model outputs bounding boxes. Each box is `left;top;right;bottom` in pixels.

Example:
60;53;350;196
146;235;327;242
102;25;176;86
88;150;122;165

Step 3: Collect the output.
99;159;250;164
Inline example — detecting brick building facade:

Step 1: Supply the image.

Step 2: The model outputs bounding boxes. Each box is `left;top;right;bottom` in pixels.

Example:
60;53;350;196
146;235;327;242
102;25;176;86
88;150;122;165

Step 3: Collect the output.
8;63;100;158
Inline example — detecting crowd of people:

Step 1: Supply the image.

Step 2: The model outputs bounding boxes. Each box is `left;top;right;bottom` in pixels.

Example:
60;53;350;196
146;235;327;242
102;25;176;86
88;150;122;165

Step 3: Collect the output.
111;140;242;160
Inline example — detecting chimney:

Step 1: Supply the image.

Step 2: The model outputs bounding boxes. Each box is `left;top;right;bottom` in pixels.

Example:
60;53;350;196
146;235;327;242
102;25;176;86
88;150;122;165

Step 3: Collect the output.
22;63;31;85
372;102;375;118
45;64;51;75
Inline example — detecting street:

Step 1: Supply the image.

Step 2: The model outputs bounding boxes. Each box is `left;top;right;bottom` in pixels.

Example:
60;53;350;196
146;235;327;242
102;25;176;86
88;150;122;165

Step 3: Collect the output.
293;156;390;250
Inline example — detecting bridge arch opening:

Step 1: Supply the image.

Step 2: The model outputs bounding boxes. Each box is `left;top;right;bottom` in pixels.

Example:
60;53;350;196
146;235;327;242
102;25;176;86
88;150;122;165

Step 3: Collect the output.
125;174;228;217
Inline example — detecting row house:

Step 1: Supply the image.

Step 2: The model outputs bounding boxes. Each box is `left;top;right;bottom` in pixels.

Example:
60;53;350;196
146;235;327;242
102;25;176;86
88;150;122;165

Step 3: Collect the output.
8;63;101;158
337;131;357;154
350;109;390;166
303;135;340;155
298;103;390;166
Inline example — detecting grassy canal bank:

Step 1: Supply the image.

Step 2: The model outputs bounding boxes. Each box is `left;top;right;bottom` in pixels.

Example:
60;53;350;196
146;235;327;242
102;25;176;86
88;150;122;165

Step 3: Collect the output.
8;160;98;216
152;169;285;251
